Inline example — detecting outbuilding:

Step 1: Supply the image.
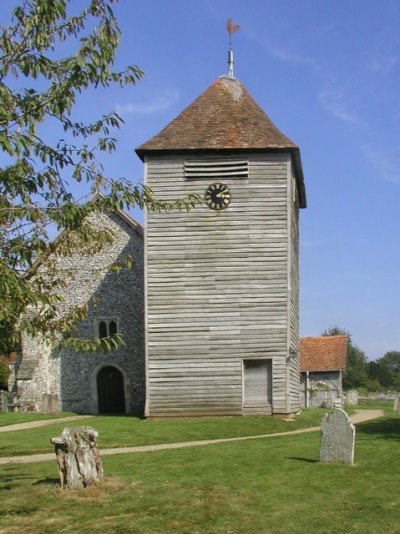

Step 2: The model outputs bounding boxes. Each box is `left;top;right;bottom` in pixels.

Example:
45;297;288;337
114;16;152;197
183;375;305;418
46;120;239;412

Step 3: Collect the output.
300;335;348;408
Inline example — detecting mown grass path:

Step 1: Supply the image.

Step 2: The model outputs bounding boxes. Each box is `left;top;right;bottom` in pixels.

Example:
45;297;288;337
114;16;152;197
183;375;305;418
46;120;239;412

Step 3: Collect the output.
0;409;383;465
0;415;91;433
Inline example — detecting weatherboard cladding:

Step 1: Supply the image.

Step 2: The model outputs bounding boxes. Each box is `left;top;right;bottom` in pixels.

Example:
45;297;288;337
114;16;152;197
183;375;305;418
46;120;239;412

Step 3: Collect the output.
288;172;301;411
144;153;296;416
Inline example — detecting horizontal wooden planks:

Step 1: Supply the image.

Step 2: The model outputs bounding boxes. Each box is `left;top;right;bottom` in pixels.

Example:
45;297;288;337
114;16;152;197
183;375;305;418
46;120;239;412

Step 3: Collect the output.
145;152;298;415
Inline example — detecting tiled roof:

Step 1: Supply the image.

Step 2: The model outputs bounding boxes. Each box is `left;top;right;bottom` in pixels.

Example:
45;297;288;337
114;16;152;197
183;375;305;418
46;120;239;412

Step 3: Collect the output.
300;336;348;372
137;76;297;152
136;75;306;207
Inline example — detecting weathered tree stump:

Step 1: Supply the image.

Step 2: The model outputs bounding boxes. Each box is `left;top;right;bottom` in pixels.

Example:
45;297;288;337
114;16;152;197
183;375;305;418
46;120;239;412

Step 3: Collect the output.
51;426;104;489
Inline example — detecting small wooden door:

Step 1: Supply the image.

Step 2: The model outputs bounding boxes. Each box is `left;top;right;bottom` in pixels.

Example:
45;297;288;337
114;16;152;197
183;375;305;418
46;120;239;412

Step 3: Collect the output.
243;359;272;415
97;366;125;414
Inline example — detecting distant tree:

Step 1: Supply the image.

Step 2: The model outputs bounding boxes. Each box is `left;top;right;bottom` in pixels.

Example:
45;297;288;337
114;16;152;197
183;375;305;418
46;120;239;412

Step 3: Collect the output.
322;326;348;337
0;1;198;352
0;356;10;390
322;326;369;390
370;351;400;390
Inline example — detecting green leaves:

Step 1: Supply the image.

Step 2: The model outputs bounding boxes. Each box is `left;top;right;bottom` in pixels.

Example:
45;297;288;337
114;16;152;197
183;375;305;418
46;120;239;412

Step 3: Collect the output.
0;1;200;352
59;333;125;353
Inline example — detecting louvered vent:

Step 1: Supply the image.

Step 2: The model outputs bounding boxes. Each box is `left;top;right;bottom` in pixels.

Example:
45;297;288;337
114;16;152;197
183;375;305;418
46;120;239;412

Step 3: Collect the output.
184;158;248;180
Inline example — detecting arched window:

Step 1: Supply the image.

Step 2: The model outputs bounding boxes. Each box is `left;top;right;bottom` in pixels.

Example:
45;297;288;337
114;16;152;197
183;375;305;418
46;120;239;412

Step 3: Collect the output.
109;320;117;336
97;318;118;338
99;321;108;339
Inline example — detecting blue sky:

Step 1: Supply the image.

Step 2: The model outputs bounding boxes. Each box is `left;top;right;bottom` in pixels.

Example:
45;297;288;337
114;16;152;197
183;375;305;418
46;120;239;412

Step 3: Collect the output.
4;1;400;359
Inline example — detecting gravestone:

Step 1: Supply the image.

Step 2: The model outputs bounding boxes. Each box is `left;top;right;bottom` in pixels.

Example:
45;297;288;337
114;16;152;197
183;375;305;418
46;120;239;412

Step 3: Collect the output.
333;397;343;409
51;426;103;489
346;390;359;406
320;408;355;465
394;396;400;413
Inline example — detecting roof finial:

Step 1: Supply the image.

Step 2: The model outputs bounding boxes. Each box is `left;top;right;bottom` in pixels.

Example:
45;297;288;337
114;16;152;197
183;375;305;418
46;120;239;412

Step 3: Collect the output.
227;18;240;78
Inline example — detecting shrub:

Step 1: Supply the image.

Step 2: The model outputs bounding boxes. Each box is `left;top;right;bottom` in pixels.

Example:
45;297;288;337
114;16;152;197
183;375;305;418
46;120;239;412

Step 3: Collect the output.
0;356;10;390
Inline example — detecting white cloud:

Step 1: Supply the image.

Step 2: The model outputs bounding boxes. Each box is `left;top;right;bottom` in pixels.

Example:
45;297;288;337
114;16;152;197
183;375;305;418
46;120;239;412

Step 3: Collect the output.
243;25;318;70
368;54;398;75
263;41;317;69
318;85;361;125
363;145;400;183
255;36;317;70
116;89;180;116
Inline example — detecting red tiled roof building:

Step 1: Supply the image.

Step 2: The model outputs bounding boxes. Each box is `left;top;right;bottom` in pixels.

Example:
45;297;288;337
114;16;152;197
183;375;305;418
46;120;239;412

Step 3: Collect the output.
300;336;348;408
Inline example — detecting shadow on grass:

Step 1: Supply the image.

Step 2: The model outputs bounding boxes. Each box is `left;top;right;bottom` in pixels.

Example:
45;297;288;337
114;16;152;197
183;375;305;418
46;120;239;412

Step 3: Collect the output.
0;468;36;491
356;417;400;441
286;457;318;463
0;470;58;492
0;506;41;517
95;413;144;420
33;477;59;486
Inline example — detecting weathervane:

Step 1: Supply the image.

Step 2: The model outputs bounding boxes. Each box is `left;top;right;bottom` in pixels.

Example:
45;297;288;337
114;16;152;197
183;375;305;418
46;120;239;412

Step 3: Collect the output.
227;18;240;78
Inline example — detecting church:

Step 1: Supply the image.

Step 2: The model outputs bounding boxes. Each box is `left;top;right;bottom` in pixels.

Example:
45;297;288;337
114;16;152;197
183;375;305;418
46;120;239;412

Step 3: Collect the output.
14;56;307;417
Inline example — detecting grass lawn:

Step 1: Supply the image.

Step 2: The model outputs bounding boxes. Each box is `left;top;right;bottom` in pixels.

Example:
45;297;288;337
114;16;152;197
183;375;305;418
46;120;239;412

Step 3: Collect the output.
0;412;77;427
0;409;330;458
0;412;399;533
0;404;393;458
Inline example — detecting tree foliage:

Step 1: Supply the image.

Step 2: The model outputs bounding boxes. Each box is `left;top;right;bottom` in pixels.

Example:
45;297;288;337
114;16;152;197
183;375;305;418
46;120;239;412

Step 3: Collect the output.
0;0;199;351
322;326;369;390
322;326;400;391
369;351;400;390
0;356;10;390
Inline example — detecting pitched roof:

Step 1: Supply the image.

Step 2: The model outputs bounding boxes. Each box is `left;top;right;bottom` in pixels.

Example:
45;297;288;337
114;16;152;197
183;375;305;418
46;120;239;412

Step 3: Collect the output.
137;76;297;152
27;194;143;277
136;75;306;207
300;336;348;372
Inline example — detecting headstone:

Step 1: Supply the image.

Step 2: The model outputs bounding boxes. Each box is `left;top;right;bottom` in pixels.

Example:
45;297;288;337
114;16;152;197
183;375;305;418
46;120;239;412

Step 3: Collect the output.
394;397;400;413
51;426;103;489
0;390;8;412
346;390;359;406
320;408;355;465
333;397;343;409
43;393;60;414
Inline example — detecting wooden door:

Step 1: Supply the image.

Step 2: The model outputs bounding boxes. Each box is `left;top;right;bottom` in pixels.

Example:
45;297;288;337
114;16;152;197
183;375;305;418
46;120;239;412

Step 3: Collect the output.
243;360;272;415
97;366;125;414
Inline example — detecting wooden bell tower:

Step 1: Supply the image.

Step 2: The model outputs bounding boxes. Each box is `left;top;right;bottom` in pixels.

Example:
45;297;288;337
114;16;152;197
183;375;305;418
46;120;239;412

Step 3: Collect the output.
136;53;306;417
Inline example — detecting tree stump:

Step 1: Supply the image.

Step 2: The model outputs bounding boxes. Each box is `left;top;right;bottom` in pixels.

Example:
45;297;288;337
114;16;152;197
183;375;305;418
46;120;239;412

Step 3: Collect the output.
50;426;104;489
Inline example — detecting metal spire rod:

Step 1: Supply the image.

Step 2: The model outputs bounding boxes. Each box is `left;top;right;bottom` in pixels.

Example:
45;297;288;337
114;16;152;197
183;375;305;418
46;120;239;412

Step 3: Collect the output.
228;48;234;78
226;18;240;78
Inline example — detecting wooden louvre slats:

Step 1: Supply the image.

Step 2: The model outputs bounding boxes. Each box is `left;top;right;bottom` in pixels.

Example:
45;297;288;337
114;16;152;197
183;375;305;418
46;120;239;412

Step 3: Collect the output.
184;158;248;180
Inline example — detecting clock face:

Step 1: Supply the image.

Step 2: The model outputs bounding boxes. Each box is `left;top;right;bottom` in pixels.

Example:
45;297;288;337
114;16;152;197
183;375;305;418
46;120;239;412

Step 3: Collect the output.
205;183;231;210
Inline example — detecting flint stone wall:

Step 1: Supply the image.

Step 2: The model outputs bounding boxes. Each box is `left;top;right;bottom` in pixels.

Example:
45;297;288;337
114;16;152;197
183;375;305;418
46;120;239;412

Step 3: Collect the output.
300;371;343;408
16;210;145;415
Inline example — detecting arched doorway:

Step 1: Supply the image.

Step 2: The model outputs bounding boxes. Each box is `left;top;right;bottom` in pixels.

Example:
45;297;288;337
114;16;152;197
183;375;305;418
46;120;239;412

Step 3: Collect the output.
97;366;126;414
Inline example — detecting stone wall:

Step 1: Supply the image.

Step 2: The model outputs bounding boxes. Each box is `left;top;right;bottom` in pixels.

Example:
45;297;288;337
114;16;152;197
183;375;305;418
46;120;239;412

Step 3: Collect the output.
16;210;145;415
300;370;342;408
